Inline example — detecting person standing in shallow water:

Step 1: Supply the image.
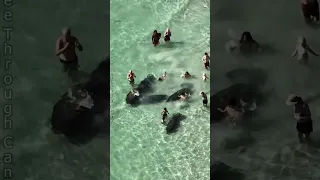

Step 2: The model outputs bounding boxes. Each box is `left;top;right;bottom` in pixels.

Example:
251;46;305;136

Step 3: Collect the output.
152;30;161;47
300;0;319;23
127;70;136;86
55;27;83;79
286;95;313;142
161;108;169;124
292;36;319;65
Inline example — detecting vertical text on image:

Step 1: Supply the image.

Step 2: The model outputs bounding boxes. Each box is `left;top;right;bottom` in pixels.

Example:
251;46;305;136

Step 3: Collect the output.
2;0;14;179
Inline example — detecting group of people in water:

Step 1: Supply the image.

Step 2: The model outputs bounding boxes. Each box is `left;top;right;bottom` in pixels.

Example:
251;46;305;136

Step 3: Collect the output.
127;28;210;123
218;0;320;141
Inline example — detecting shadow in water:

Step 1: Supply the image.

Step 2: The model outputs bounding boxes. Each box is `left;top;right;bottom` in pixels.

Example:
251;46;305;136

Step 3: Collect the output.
211;162;246;180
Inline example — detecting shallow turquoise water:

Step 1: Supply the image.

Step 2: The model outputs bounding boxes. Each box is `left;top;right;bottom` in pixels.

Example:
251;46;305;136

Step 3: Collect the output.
110;0;210;179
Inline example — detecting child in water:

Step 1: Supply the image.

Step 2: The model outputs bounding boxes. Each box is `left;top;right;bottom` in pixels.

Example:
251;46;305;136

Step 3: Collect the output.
200;91;208;107
181;71;191;79
179;92;190;101
202;52;210;69
217;98;244;127
164;28;171;42
161;107;169;124
202;73;209;81
292;36;319;65
226;31;260;53
158;71;167;81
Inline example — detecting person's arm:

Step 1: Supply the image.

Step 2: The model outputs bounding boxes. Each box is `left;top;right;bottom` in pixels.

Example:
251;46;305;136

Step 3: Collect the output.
55;39;69;56
217;108;226;112
74;37;83;51
307;46;319;56
292;47;298;57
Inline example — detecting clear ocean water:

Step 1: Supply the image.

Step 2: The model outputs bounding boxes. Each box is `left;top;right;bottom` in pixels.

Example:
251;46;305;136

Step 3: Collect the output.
110;0;210;179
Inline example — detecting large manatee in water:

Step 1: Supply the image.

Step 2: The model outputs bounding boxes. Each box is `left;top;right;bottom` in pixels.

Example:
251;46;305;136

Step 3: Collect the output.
126;74;159;105
210;83;259;123
50;57;110;144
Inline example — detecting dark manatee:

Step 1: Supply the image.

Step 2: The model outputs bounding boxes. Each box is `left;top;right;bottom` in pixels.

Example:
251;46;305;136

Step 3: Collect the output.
84;57;109;113
166;87;194;102
211;161;245;180
139;95;168;104
126;74;157;105
165;113;187;134
50;98;96;144
210;83;259;123
51;57;110;145
225;68;267;87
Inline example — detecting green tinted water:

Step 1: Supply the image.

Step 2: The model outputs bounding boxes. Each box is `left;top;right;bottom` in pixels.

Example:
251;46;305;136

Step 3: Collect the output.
110;0;210;179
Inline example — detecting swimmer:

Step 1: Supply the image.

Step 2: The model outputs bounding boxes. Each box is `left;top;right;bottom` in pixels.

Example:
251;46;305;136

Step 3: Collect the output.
201;73;209;81
200;91;208;107
161;107;169;124
152;30;160;46
301;0;319;23
127;70;136;86
217;98;244;127
202;52;210;69
158;71;167;81
179;92;190;101
239;31;260;53
181;71;191;79
286;94;313;142
56;27;83;75
292;36;319;65
164;28;171;42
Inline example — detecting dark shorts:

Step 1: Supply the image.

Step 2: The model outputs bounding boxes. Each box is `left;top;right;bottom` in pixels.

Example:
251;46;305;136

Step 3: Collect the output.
162;114;167;120
302;2;319;21
203;99;208;105
164;35;170;42
153;39;160;46
60;57;78;72
128;79;134;85
297;120;313;134
204;62;209;68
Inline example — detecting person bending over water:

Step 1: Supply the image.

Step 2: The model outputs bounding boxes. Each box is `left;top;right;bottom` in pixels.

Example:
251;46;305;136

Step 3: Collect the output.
158;71;167;81
292;36;319;65
202;52;210;69
217;98;244;127
181;71;191;79
301;0;319;23
202;73;209;81
200;91;208;107
161;107;169;124
164;28;171;42
286;94;313;142
179;92;190;101
127;70;136;86
239;31;260;53
55;27;83;77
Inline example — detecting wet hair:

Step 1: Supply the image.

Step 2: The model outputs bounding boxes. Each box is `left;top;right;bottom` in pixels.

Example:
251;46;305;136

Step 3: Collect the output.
291;96;303;104
185;71;190;75
62;27;71;35
154;30;157;33
164;107;167;111
205;52;208;55
228;97;238;108
240;31;254;43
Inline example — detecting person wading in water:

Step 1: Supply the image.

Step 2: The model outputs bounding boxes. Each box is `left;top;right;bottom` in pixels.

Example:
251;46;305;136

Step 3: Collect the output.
55;27;83;80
